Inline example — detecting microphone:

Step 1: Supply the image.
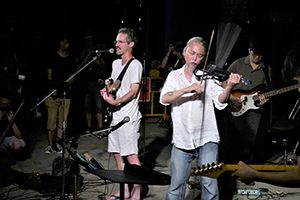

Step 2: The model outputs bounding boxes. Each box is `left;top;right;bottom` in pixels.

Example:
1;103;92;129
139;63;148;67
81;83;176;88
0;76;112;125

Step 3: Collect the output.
83;153;105;170
18;75;26;81
289;98;300;121
95;48;114;55
111;116;130;131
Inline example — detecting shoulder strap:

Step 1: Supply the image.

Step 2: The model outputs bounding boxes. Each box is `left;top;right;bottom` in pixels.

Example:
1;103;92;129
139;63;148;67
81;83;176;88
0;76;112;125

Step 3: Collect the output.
117;58;135;82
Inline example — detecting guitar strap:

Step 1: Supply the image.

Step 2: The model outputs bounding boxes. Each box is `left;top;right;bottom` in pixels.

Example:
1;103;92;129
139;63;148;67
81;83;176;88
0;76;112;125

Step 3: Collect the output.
117;58;135;82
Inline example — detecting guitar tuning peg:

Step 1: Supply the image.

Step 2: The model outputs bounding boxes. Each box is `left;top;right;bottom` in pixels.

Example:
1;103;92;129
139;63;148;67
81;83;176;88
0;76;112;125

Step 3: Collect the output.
199;167;204;175
212;162;219;171
217;163;223;169
193;167;199;175
207;164;214;172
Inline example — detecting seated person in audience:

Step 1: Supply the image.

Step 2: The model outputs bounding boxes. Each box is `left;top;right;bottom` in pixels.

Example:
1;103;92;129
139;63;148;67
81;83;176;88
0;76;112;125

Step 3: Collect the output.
0;92;26;166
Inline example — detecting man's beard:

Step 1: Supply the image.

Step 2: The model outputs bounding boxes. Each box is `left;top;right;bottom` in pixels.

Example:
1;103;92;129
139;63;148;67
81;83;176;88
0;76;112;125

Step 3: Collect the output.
187;63;197;72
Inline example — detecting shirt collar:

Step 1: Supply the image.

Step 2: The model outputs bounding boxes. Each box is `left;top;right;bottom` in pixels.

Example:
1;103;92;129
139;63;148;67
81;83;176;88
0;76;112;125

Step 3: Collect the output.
178;65;186;77
178;65;200;83
245;55;265;70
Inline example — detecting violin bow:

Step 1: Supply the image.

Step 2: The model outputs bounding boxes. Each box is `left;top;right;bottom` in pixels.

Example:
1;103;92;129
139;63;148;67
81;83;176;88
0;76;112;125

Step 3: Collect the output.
200;29;215;83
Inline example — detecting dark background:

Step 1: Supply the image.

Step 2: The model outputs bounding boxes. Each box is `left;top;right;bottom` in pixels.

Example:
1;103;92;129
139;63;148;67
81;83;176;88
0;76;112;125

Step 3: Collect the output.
1;0;300;119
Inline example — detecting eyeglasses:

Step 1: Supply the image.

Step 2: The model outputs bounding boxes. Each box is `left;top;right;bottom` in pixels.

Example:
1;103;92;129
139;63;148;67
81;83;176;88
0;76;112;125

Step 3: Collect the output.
114;40;128;45
250;50;263;58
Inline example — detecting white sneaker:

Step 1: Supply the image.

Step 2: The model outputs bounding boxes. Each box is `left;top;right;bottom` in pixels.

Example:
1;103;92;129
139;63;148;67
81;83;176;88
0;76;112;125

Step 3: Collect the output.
54;144;63;154
44;145;55;154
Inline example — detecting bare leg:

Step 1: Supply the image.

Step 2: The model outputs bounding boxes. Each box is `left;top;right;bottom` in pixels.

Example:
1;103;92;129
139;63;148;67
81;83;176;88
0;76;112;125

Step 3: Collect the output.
86;113;92;128
97;113;103;129
48;130;55;146
106;153;131;200
57;128;63;141
127;154;141;200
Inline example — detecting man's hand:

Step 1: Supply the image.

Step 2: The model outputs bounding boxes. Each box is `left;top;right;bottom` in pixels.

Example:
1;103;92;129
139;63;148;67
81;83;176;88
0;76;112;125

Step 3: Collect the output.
232;161;258;182
101;88;118;106
259;94;269;106
230;95;243;107
54;97;62;103
173;50;182;58
100;87;107;97
0;110;4;120
226;73;242;89
6;111;14;121
188;83;203;94
168;44;174;53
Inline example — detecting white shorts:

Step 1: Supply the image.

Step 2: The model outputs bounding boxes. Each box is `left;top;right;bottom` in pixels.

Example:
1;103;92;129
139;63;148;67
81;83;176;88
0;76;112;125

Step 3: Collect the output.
0;136;26;152
108;119;140;156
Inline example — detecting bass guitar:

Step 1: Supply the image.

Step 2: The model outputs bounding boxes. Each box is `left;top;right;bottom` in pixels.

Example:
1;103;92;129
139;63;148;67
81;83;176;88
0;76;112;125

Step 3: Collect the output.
231;84;299;117
191;162;297;179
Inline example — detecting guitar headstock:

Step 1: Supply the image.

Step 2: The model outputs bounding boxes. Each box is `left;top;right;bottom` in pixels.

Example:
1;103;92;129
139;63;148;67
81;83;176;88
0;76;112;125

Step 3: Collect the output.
105;77;114;87
105;78;114;94
191;162;226;179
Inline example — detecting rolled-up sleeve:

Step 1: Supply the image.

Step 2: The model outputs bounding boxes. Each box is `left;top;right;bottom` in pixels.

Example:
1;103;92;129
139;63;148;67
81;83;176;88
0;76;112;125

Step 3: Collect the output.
159;71;176;106
212;80;228;110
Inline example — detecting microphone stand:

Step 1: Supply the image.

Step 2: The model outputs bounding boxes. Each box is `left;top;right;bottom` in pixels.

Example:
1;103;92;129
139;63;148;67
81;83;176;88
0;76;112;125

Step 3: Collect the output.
30;54;97;112
30;52;99;200
142;53;147;156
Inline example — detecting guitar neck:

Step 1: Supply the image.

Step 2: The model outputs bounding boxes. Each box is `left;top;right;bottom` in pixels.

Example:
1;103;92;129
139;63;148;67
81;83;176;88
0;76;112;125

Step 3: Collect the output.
253;84;298;101
191;162;297;178
226;164;297;172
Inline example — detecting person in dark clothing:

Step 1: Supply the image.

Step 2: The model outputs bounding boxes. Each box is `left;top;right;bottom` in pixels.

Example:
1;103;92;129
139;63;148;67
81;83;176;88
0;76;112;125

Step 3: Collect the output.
44;35;78;154
232;46;300;187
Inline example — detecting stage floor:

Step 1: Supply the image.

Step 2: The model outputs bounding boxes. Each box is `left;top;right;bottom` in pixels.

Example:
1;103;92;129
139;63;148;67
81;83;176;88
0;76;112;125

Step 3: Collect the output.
1;117;300;200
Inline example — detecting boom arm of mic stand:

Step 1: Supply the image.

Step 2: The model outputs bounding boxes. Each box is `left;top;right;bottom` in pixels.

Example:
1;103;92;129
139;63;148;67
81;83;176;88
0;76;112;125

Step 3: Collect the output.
80;126;113;138
30;56;98;112
68;56;97;83
30;90;56;111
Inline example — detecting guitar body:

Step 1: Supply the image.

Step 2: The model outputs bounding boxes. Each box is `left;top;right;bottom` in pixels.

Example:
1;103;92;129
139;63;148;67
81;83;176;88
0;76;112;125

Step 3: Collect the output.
103;78;115;128
231;85;263;117
231;83;299;117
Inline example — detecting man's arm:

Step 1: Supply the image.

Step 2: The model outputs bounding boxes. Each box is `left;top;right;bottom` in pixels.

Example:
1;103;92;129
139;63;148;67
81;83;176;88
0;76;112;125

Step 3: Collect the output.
218;73;241;103
232;160;300;187
161;83;203;104
7;111;22;139
102;83;140;106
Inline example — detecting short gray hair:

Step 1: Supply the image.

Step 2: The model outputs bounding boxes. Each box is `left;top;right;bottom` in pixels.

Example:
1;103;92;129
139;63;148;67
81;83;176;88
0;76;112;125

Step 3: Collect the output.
118;27;138;46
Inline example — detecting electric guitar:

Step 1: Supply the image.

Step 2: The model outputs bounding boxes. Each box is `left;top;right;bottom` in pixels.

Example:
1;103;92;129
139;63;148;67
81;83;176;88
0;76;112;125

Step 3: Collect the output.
103;78;115;128
231;84;299;117
191;162;297;179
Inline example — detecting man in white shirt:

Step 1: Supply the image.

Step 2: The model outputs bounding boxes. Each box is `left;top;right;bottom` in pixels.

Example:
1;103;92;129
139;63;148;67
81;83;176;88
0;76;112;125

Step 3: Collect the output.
160;36;241;200
101;28;142;200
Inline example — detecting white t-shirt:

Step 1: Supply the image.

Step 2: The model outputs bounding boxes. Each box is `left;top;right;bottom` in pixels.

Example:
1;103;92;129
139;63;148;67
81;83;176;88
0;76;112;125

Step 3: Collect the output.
111;58;143;124
160;66;227;150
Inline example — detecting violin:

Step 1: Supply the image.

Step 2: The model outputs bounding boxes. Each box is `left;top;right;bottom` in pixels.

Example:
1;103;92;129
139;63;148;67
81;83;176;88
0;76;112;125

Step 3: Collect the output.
193;62;251;85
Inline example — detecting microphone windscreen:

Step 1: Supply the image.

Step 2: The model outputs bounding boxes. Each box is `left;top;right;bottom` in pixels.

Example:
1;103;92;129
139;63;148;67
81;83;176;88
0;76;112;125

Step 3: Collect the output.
109;48;114;54
123;116;130;122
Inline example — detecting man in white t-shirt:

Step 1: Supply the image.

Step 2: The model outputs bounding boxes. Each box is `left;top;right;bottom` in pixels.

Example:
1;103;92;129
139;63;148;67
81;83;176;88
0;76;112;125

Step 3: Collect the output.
101;28;142;200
